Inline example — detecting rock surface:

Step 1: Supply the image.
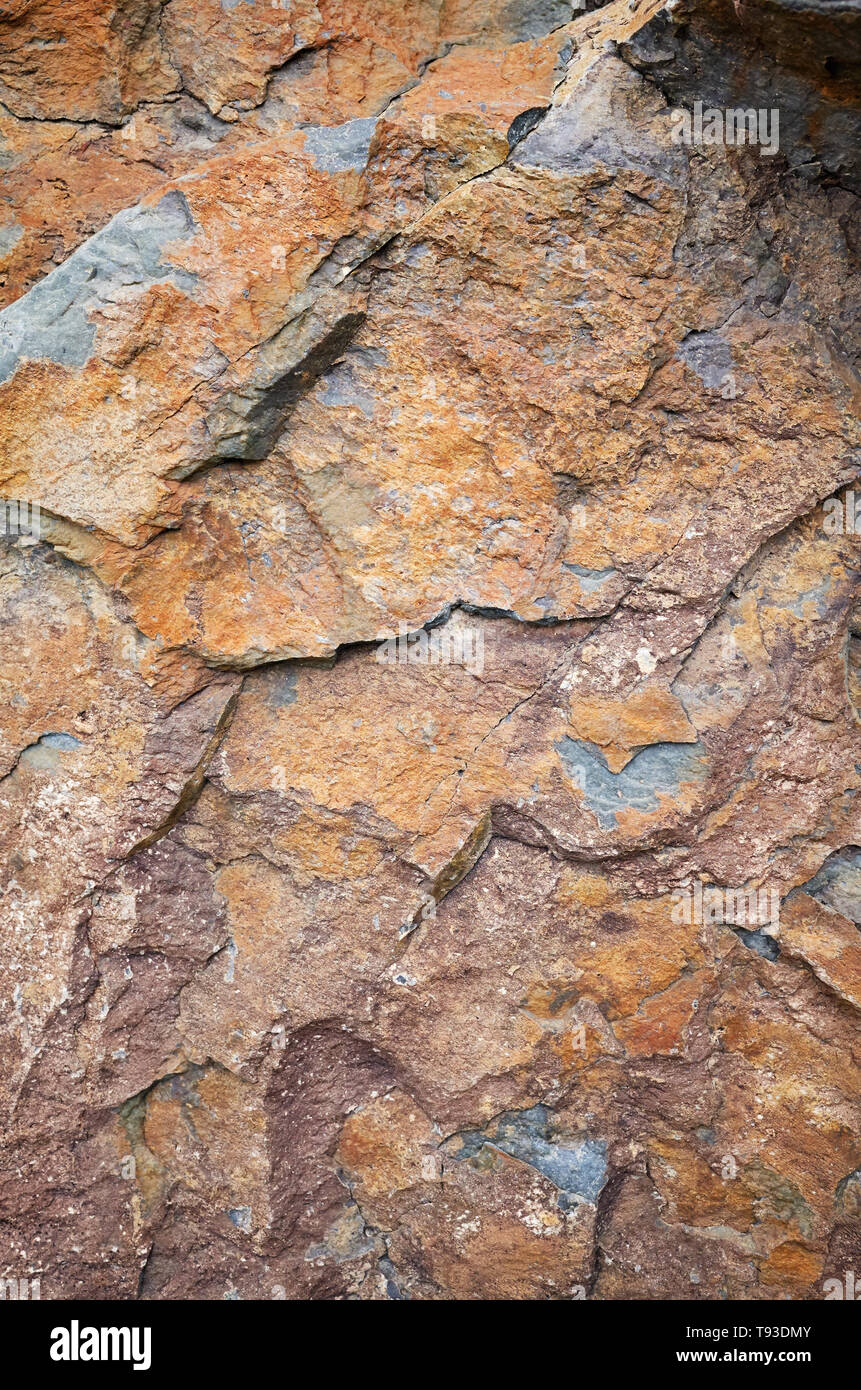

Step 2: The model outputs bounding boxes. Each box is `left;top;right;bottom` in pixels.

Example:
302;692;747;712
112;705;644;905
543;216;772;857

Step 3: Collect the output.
0;0;859;1301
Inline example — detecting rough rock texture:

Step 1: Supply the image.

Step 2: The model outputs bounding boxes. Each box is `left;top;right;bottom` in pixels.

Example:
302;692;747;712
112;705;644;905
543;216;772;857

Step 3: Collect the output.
0;0;859;1301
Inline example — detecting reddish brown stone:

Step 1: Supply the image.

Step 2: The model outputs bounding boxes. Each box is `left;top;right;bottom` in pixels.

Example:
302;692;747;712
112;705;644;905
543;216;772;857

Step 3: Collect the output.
0;0;859;1304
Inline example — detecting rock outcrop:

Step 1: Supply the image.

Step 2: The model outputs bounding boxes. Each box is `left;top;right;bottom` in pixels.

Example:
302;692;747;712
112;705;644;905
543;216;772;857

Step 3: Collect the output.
0;0;859;1300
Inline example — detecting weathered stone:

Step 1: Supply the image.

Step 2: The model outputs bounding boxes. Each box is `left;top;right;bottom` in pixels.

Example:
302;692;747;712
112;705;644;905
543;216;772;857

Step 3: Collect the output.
0;0;859;1304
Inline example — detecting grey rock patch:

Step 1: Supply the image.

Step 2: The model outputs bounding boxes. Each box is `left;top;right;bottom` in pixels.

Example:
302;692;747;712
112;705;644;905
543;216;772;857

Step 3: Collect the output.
318;362;376;419
563;562;618;592
785;578;831;620
454;1104;608;1203
0;190;198;385
301;118;378;173
802;847;861;924
227;1206;252;1231
734;926;781;961
507;105;549;149
38;732;83;750
378;1255;408;1300
619;2;861;191
555;736;708;829
0;219;23;258
676;330;733;389
512;56;685;186
12;731;83;775
501;0;582;41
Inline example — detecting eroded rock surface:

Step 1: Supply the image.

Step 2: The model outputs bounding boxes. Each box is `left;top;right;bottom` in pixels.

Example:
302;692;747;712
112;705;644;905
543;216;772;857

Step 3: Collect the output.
0;0;859;1301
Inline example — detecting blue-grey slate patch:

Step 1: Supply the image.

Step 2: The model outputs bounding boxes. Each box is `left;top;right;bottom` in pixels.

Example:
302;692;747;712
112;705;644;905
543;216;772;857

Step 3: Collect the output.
512;56;686;187
317;363;376;418
301;118;378;173
782;579;831;620
501;0;581;41
801;847;861;925
38;732;83;750
562;562;617;592
227;1206;252;1231
379;1256;408;1300
734;926;781;961
454;1104;608;1203
17;732;83;773
0;190;198;385
555;736;708;829
0;219;23;258
676;330;733;389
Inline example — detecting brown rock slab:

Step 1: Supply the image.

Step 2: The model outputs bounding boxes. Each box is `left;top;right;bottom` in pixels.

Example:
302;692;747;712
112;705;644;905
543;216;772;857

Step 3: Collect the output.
1;0;859;1304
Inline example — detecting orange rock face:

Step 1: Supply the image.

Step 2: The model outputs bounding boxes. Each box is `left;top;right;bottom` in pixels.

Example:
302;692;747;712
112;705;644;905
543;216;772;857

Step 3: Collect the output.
0;0;859;1305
